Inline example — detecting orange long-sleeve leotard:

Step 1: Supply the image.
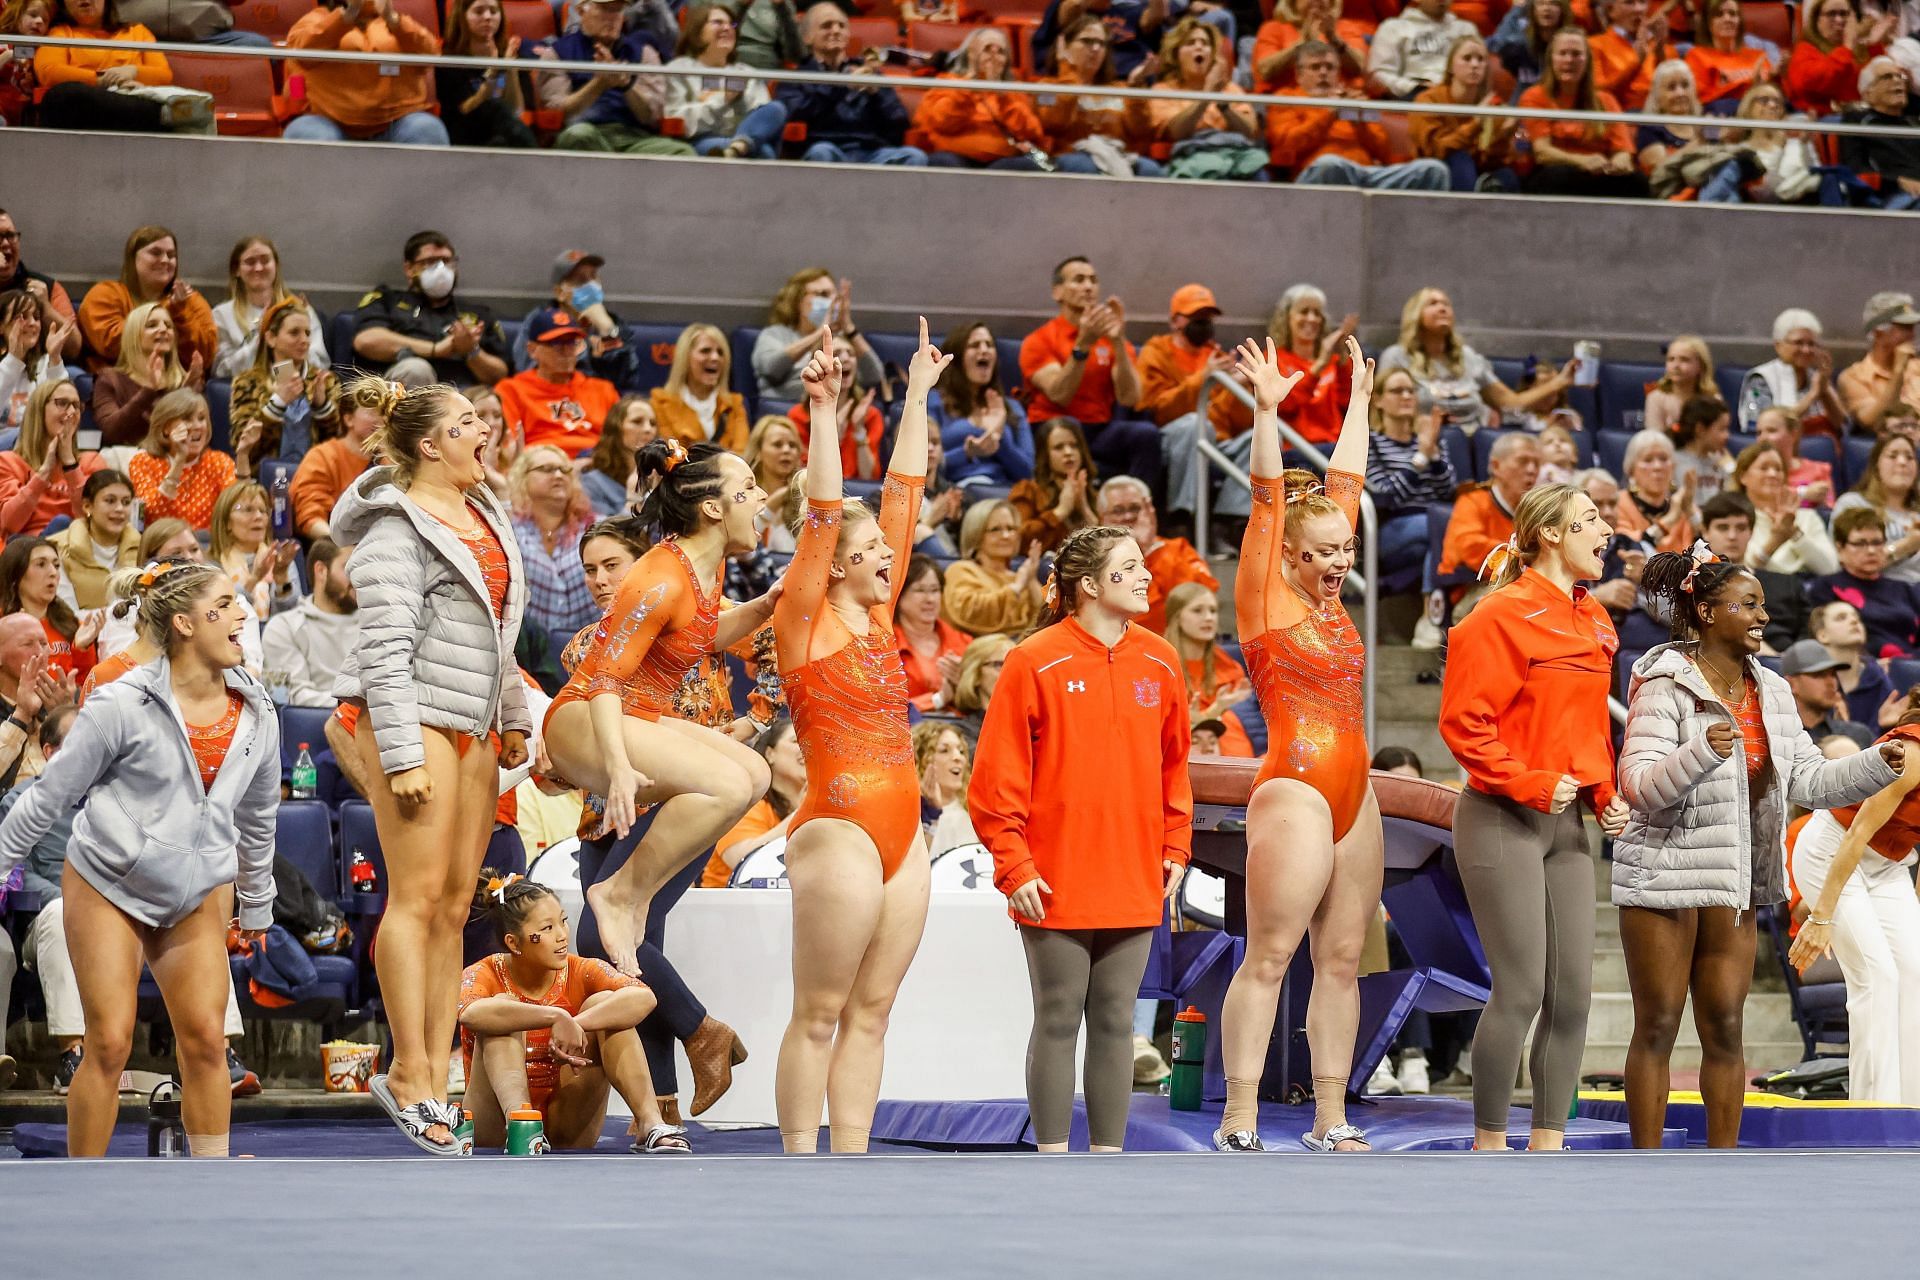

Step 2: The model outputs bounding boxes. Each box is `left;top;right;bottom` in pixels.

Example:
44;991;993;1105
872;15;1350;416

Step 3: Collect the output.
544;538;721;731
773;471;925;880
1235;467;1370;841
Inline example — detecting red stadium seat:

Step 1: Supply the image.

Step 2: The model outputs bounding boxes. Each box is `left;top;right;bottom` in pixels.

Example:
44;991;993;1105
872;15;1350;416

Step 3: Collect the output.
168;51;281;137
231;0;309;42
501;0;557;44
1741;1;1793;48
961;0;1048;18
847;16;903;54
907;19;992;56
388;0;443;37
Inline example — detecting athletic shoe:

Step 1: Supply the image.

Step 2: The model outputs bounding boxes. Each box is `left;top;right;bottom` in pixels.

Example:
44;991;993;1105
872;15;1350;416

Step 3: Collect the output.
1365;1058;1401;1096
54;1046;83;1094
1213;1128;1265;1153
228;1046;261;1097
1412;614;1446;651
1132;1034;1171;1086
0;1053;16;1091
1397;1052;1431;1095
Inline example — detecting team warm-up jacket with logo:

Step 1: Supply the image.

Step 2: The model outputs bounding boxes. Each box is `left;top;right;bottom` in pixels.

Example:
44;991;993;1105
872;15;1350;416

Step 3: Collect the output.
968;616;1193;930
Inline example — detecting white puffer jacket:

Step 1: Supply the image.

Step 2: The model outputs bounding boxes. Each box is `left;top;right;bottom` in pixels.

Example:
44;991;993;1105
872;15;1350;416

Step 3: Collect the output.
330;468;530;775
1613;643;1897;911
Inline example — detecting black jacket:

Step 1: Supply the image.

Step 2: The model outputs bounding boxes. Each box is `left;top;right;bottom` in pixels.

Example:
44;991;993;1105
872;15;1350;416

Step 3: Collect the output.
775;56;911;148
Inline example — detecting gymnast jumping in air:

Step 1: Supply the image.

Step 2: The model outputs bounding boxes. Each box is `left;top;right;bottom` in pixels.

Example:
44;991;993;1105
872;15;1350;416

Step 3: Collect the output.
771;322;948;1154
1215;335;1383;1154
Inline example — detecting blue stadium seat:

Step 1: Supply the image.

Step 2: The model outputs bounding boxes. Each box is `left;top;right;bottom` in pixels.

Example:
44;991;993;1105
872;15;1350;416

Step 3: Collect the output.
1487;356;1526;389
499;318;522;349
328;310;362;377
1844;436;1877;490
1597;428;1633;478
997;336;1023;384
628;323;689;393
338;800;386;916
206;378;231;453
863;331;918;376
1888;659;1920;695
729;326;763;400
1797;432;1839;485
1757;654;1785;676
281;705;335;775
277;799;340;903
1440;425;1473;482
1597;361;1661;434
1715;364;1748;405
1729;432;1757;457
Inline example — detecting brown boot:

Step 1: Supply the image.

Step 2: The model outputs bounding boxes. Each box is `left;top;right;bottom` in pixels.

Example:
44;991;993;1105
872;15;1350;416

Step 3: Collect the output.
684;1017;748;1116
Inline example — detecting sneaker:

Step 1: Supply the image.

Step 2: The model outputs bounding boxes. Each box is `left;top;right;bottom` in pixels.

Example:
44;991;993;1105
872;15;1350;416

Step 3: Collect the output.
228;1046;261;1097
1213;1127;1265;1152
54;1045;83;1094
1365;1058;1402;1096
1412;614;1446;651
1396;1052;1430;1095
447;1054;467;1097
1132;1034;1171;1086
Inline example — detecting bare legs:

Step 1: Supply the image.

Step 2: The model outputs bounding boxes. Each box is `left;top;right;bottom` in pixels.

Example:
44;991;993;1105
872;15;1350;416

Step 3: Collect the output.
547;707;769;977
465;989;667;1149
1620;904;1755;1149
356;722;498;1145
776;820;930;1153
62;866;232;1157
1218;780;1382;1149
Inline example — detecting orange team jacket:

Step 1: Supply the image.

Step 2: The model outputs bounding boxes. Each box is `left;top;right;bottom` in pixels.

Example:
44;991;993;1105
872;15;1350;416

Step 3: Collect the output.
286;8;439;130
77;282;219;374
1516;86;1633;156
291;437;372;534
1439;566;1619;814
1033;74;1150;151
1588;30;1674;111
495;369;619;458
1408;84;1521;167
1142;536;1217;635
968;616;1193;930
1268;89;1394;170
1685;44;1773;105
1436;484;1513;583
1783;40;1876;116
913;80;1047;164
1135;334;1249;437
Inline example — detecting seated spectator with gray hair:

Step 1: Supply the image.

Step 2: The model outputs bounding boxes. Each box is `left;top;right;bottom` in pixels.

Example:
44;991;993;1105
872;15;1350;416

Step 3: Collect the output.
776;3;927;166
1739;306;1848;433
350;230;509;388
1838;290;1920;434
1839;54;1920;210
1096;474;1217;634
1271;42;1450;189
533;0;694;158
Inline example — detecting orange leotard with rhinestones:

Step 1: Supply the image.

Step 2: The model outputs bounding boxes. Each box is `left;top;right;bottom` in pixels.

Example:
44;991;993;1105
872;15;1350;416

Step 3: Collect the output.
187;690;245;792
434;503;511;620
458;953;641;1112
1236;468;1370;841
544;538;721;730
774;471;925;880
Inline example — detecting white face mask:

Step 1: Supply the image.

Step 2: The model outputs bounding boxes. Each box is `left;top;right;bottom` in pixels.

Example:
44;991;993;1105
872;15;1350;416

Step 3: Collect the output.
803;295;832;328
417;261;456;300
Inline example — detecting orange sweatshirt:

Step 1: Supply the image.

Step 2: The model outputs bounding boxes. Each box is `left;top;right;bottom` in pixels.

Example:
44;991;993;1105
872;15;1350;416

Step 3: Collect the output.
496;368;619;458
1409;83;1520;165
34;23;169;97
290;436;372;535
1436;484;1514;582
1134;334;1247;438
1517;85;1632;156
77;282;219;374
914;79;1047;164
1588;29;1672;110
0;451;104;537
968;616;1192;929
1685;43;1772;105
287;8;439;130
1268;88;1391;170
1439;567;1619;814
1142;536;1217;635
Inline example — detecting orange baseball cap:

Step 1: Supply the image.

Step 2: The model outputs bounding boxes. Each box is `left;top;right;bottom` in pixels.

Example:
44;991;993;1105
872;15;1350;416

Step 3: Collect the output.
1170;284;1220;316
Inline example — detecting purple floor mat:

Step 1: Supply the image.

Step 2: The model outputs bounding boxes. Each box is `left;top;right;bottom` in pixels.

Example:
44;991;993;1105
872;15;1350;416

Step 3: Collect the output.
1575;1095;1920;1148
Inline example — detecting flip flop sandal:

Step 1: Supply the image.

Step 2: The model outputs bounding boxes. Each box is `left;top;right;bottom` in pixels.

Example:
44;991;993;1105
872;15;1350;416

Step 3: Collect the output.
631;1123;693;1155
1300;1123;1370;1153
1213;1128;1265;1153
370;1075;463;1157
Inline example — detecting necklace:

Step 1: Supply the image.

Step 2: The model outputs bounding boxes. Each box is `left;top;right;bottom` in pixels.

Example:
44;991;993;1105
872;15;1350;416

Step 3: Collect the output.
1692;652;1747;704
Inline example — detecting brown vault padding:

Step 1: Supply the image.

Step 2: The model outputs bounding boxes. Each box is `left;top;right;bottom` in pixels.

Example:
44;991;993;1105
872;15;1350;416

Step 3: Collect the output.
1189;758;1458;832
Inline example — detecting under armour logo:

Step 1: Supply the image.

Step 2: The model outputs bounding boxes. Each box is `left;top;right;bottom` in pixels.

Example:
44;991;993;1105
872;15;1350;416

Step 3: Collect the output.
1067;680;1086;693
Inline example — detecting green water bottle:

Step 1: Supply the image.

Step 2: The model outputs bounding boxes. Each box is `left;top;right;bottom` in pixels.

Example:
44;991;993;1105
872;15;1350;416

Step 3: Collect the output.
453;1108;475;1156
1170;1006;1208;1112
505;1108;549;1156
290;743;317;800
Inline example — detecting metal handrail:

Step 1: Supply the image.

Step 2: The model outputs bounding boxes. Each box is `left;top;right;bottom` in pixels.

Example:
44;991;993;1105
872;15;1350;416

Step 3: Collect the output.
9;32;1919;140
1195;371;1378;743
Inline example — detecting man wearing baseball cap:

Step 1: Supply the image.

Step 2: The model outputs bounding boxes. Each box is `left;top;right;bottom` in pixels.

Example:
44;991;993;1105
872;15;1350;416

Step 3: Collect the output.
1138;284;1254;531
513;250;636;388
543;0;695;158
495;306;621;457
1780;639;1877;749
1839;290;1920;433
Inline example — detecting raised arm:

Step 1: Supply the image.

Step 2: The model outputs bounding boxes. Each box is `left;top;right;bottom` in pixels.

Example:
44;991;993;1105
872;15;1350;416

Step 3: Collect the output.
773;337;848;667
876;320;950;610
1231;337;1305;639
1326;334;1373;482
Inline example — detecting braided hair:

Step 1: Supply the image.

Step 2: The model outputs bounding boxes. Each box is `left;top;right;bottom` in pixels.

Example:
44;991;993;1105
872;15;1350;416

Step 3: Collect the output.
106;559;225;651
633;438;731;538
1038;524;1134;631
470;867;560;946
1640;545;1752;641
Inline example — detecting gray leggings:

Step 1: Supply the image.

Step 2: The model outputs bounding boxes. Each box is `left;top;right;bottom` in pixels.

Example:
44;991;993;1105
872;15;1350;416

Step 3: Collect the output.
1019;925;1154;1147
1454;787;1596;1133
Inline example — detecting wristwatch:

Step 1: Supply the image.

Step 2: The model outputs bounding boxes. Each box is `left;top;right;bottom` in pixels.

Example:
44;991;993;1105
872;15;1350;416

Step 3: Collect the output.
5;713;33;734
1070;347;1090;362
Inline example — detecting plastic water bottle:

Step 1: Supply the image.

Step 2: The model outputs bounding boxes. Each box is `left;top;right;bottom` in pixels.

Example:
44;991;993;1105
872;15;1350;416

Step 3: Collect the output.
1170;1006;1208;1112
350;849;377;895
269;469;292;540
290;743;317;800
147;1081;188;1157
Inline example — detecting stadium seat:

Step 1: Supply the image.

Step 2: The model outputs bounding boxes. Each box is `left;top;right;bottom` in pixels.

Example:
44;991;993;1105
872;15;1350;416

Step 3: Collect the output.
848;16;903;54
964;0;1049;17
232;0;307;41
338;800;387;915
628;323;686;392
166;52;280;137
1596;427;1633;477
1741;2;1793;47
1844;435;1876;488
908;20;994;56
729;326;763;401
281;705;336;776
1797;432;1839;484
206;378;232;453
864;329;919;375
328;311;364;377
1597;360;1661;433
1888;659;1920;695
1715;363;1748;405
501;0;558;43
1439;424;1472;482
389;0;444;37
277;799;341;903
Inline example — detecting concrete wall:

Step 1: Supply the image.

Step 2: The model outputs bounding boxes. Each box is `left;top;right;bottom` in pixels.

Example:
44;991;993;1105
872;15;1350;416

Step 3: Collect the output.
9;128;1912;363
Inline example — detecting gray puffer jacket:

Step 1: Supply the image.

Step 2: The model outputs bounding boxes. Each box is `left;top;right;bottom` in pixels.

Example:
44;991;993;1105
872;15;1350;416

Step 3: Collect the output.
1613;643;1897;911
330;468;530;775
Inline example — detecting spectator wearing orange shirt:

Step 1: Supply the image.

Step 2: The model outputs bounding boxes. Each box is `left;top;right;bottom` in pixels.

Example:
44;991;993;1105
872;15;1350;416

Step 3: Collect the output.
787;331;886;480
1587;0;1674;110
1519;28;1651;196
1615;428;1698;553
1020;256;1159;491
1037;15;1166;175
1137;284;1247;523
1686;0;1778;110
1252;0;1370;91
893;556;971;713
1410;34;1524;190
128;389;252;535
495;308;620;459
916;27;1052;169
1271;43;1451;188
291;382;380;540
286;0;449;146
1839;291;1920;434
32;0;177;134
1137;18;1270;180
1097;474;1217;634
1266;283;1355;448
701;718;807;888
78;225;217;376
1785;0;1896;116
1439;430;1540;614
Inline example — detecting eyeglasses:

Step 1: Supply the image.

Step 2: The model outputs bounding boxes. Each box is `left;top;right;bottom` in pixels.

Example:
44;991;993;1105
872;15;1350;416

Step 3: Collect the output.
528;464;571;478
1845;537;1888;548
48;397;83;412
0;231;19;244
1104;504;1146;520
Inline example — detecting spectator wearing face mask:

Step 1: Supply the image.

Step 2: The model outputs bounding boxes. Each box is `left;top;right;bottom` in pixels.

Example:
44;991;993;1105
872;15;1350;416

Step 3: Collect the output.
753;269;884;403
351;230;510;388
1136;285;1249;524
513;251;637;390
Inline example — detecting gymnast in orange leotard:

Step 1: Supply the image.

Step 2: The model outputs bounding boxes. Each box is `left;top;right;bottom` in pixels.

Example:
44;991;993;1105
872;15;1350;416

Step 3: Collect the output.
1213;335;1385;1156
770;322;950;1155
543;438;779;977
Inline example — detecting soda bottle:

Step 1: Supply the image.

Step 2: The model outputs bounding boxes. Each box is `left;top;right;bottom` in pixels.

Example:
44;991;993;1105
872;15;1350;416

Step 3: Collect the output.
350;849;377;895
290;743;317;800
1169;1006;1208;1112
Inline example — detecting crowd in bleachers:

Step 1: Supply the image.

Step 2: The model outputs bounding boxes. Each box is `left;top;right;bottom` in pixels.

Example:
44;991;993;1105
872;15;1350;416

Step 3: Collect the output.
0;189;1917;1094
4;0;1920;203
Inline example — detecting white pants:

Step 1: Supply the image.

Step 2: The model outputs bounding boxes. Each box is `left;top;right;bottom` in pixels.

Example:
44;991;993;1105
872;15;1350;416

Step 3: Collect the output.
1792;811;1920;1105
24;898;245;1041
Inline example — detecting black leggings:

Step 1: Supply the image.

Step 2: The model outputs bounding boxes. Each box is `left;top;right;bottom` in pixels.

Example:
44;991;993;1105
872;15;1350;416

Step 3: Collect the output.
1019;925;1153;1147
39;81;165;133
576;812;708;1095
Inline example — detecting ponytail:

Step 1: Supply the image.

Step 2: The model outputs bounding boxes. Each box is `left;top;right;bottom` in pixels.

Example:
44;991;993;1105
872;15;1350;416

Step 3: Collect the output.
1641;541;1745;641
1037;524;1131;631
470;867;559;945
633;438;729;538
1486;483;1580;589
345;373;455;486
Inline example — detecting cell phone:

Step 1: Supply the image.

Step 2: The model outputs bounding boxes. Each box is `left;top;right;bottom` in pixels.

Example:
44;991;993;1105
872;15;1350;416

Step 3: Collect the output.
271;359;297;384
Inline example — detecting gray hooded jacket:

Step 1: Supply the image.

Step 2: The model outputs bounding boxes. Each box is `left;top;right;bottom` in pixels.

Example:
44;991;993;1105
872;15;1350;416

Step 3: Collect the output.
330;468;530;775
1613;642;1897;911
0;657;280;929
